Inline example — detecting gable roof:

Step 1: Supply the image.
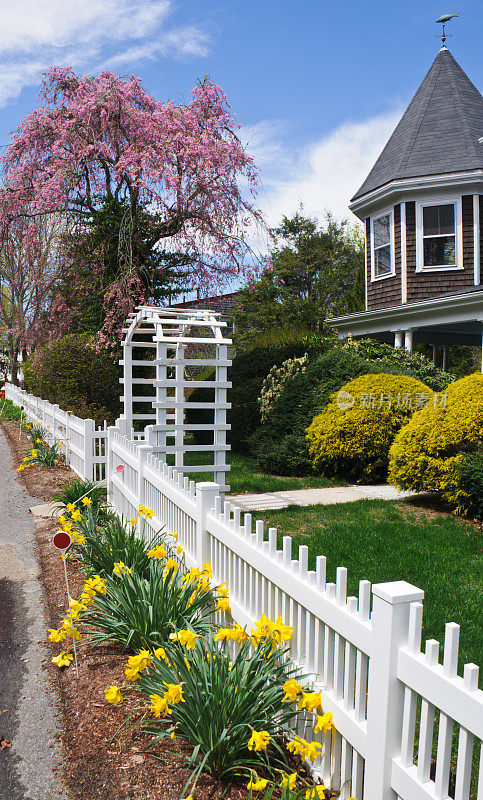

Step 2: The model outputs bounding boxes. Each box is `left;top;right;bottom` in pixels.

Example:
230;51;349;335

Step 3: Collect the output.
352;47;483;202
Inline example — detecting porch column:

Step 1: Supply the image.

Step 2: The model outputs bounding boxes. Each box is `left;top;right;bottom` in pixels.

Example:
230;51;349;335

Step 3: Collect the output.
432;345;437;365
442;346;448;372
394;331;403;349
404;330;413;353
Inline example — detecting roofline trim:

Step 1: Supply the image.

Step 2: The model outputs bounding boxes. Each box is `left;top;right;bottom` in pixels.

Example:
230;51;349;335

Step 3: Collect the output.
349;170;483;218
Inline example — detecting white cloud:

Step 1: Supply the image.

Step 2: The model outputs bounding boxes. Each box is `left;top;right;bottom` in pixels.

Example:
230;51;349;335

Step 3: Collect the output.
243;110;402;234
0;0;209;106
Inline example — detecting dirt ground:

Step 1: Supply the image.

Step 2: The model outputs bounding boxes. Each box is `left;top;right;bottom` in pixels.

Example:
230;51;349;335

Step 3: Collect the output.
2;418;322;800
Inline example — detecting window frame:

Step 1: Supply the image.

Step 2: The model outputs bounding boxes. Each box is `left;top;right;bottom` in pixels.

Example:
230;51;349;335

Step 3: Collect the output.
416;197;463;272
370;208;395;282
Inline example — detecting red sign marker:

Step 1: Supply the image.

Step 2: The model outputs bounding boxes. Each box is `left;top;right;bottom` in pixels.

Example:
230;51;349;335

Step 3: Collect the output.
116;464;124;472
53;531;71;551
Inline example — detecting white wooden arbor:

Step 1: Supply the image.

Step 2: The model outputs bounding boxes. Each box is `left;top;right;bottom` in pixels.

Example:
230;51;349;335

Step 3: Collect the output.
121;306;231;491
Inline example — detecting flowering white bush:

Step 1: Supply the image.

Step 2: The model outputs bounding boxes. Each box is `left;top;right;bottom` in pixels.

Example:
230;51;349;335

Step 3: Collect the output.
259;354;308;422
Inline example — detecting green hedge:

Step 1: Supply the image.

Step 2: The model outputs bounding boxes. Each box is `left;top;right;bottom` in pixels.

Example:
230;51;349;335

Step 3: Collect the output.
458;452;483;519
24;334;122;426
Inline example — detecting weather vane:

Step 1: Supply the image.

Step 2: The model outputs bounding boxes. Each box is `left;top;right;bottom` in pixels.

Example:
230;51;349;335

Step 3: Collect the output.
435;12;459;45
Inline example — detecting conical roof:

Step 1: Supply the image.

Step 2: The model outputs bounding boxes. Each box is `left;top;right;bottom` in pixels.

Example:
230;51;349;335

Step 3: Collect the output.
352;48;483;201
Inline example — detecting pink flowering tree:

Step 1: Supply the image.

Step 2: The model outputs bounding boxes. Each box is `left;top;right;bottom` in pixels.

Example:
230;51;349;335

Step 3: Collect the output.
0;214;64;384
1;67;262;347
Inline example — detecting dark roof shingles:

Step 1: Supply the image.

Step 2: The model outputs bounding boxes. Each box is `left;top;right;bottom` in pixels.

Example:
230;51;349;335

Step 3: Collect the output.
352;48;483;201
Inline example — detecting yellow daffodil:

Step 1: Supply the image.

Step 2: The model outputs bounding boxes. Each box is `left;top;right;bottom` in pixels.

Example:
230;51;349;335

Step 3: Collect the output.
171;531;178;541
144;508;155;519
247;730;271;752
68;599;85;619
305;788;326;799
51;651;73;668
163;683;185;704
170;730;176;739
148;694;171;718
215;598;231;613
35;438;41;443
81;496;92;506
286;735;321;760
70;509;82;522
125;650;152;678
147;544;167;560
105;685;123;705
169;630;197;650
281;773;297;790
138;504;146;515
282;678;303;703
58;441;63;447
47;628;66;643
130;517;137;525
154;647;170;665
176;545;183;554
31;449;38;457
66;502;76;513
180;796;193;800
297;691;321;713
113;561;132;577
217;582;229;598
303;741;323;761
61;619;81;640
163;559;179;577
314;712;333;734
246;777;268;791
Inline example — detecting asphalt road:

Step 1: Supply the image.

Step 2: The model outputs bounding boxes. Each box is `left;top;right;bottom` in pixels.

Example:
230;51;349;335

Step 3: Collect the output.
0;426;67;800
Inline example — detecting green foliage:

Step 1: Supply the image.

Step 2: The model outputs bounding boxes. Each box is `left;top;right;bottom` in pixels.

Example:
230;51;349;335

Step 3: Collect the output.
137;635;301;783
24;333;121;425
342;337;454;391
458;452;483;519
388;373;483;514
228;339;333;453
307;373;432;483
0;398;22;422
51;477;107;513
233;211;365;350
80;561;216;652
73;513;166;579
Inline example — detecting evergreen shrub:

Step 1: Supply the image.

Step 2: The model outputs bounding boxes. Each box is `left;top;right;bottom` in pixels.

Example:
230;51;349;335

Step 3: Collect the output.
24;334;121;425
388;373;483;514
307;373;433;483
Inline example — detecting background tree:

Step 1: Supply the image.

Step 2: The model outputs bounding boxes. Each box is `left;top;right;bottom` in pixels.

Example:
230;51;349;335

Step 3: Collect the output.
1;67;262;347
233;211;364;349
0;214;63;384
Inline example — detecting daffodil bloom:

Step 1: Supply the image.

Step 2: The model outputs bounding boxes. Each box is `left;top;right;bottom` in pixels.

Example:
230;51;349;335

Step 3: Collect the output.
144;508;155;519
36;438;41;443
138;504;146;515
66;503;76;513
48;628;66;643
149;694;172;718
47;425;50;428
217;583;229;598
170;730;176;739
171;531;178;540
280;773;297;790
70;509;82;522
51;651;73;668
105;685;123;705
113;561;132;577
147;544;167;560
61;619;81;640
126;650;152;674
215;598;231;613
125;666;141;681
163;683;185;704
246;777;268;791
169;630;197;650
314;712;333;734
163;559;179;576
58;441;63;447
179;795;193;800
247;730;271;752
282;678;303;703
297;691;322;713
176;545;183;554
81;496;92;506
154;647;170;664
286;736;308;757
213;624;248;643
130;517;137;525
68;599;85;619
303;741;323;761
305;787;326;799
272;616;293;644
31;449;38;458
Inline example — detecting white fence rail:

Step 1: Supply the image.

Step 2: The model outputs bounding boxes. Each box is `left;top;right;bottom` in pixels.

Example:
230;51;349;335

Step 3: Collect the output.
5;386;482;800
4;384;107;482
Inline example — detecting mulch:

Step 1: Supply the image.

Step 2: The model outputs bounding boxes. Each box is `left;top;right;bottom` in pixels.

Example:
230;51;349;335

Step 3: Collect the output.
0;418;286;800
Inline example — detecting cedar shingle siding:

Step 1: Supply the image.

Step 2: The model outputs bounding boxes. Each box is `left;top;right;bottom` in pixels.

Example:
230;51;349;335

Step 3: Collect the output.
366;205;402;310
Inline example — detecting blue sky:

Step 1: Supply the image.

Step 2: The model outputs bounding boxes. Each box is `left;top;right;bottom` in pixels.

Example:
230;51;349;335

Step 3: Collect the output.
1;0;481;234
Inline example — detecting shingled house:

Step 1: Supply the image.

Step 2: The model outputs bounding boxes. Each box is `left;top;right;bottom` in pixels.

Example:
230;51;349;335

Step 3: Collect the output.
327;46;483;370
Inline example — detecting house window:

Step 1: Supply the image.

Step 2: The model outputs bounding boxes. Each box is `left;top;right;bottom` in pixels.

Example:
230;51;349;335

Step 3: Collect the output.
371;211;394;280
416;199;462;271
422;204;456;267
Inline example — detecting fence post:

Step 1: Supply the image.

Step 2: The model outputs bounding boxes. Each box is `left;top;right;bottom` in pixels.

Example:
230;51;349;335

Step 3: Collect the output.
83;419;95;481
364;581;424;800
195;482;219;567
137;444;152;515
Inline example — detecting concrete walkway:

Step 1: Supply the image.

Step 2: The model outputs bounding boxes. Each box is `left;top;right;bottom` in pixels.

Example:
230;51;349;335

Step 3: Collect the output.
0;427;67;800
229;484;416;511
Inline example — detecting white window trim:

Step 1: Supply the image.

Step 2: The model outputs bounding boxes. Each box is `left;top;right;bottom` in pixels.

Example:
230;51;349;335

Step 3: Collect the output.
416;197;463;272
370;208;395;282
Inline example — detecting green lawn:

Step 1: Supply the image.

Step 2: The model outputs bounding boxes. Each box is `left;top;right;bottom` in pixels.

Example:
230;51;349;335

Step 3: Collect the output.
251;499;482;671
177;450;345;495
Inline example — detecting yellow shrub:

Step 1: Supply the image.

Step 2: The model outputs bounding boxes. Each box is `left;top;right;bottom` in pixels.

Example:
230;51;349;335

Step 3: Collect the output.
388;373;483;514
306;373;433;483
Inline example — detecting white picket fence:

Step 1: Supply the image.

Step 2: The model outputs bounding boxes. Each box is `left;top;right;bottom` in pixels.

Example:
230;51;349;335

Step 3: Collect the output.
4;384;107;482
4;385;483;800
